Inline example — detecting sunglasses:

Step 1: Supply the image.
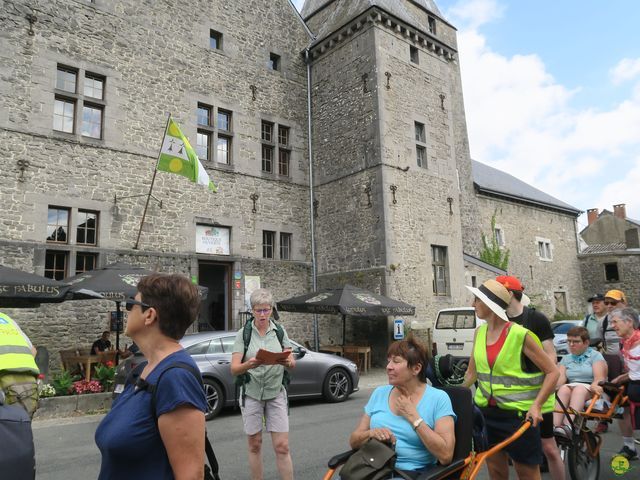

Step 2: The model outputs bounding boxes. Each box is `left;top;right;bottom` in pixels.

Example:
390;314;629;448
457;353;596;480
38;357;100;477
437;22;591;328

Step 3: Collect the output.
253;307;272;315
604;300;619;306
567;339;585;345
125;298;152;312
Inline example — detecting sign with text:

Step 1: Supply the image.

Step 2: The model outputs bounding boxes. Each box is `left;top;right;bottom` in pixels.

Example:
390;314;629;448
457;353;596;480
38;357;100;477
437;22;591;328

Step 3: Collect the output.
196;225;230;255
393;318;405;340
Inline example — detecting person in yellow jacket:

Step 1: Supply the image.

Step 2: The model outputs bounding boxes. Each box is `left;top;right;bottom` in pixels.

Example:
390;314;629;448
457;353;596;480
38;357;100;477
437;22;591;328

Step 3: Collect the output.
0;312;40;417
463;280;559;480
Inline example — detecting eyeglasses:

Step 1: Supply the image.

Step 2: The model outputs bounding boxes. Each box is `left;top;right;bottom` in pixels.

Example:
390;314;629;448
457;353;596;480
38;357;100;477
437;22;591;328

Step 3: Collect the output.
604;300;619;306
253;308;272;315
125;298;152;312
566;339;585;345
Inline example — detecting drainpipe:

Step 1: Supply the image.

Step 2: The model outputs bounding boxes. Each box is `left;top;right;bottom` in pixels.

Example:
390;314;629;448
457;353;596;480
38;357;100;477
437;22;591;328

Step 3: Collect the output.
305;47;319;351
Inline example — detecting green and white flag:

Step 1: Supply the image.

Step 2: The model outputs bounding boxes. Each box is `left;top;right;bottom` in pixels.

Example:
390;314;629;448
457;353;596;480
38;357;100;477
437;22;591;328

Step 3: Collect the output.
157;118;217;192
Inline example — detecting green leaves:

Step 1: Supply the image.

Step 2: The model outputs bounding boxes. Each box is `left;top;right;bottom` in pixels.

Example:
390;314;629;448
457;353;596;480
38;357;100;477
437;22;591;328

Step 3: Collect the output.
479;211;510;270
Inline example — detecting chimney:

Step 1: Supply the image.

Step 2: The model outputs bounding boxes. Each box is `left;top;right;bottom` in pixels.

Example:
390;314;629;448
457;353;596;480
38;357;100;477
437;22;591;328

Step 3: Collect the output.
587;208;599;225
613;203;627;219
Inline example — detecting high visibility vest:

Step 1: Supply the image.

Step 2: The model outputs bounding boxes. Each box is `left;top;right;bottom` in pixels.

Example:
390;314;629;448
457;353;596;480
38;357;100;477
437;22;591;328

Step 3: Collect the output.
473;322;555;413
0;312;39;376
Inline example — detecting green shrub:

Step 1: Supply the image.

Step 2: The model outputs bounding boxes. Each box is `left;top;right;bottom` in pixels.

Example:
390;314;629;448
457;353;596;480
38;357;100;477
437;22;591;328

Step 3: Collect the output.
51;370;79;396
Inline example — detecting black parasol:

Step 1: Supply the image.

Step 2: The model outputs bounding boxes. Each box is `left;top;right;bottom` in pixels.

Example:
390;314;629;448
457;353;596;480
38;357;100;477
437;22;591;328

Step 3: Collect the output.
277;284;415;347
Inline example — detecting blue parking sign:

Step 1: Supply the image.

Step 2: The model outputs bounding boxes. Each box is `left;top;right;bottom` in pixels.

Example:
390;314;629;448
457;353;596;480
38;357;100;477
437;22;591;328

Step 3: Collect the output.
394;319;404;339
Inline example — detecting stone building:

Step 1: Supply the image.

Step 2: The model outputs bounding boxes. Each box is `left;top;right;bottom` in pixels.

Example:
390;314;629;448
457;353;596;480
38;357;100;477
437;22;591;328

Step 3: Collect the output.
0;0;585;368
469;160;583;317
579;204;640;307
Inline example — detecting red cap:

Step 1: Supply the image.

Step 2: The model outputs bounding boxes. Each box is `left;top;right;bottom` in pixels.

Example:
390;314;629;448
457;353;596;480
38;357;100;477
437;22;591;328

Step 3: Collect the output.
495;275;524;292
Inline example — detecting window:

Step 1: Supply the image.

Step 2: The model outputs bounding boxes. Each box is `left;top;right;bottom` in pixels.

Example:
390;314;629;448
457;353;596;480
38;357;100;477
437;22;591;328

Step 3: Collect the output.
494;227;505;247
45;251;68;280
431;245;449;296
262;121;274;173
280;233;291;260
268;53;281;71
83;74;104;99
263;231;275;259
81;104;103;138
278;125;290;176
604;263;620;282
197;103;232;164
47;207;70;243
210;29;223;50
76;210;98;245
415;122;427;169
262;120;291;176
53;98;75;133
53;64;106;139
198;104;212;126
410;46;419;64
75;252;97;274
56;66;77;93
536;238;552;261
428;16;436;35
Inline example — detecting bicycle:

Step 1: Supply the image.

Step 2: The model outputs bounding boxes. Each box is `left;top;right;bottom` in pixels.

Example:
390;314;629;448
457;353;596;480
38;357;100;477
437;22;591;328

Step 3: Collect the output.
554;380;628;480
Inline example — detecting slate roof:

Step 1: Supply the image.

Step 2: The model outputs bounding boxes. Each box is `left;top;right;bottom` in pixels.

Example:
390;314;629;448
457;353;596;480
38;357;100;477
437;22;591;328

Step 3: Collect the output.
463;253;507;275
472;160;581;215
301;0;447;44
581;243;627;254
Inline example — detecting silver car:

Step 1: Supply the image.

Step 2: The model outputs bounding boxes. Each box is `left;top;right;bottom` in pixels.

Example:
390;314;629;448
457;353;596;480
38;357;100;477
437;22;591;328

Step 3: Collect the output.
552;319;584;357
113;331;360;420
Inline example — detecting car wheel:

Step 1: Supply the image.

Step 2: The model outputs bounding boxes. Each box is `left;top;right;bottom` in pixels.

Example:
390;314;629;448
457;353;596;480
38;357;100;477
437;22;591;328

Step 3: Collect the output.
203;378;224;420
322;368;352;403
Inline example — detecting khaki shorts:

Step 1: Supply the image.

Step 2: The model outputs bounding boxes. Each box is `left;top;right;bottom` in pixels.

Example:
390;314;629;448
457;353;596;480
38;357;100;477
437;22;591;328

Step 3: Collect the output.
240;389;288;435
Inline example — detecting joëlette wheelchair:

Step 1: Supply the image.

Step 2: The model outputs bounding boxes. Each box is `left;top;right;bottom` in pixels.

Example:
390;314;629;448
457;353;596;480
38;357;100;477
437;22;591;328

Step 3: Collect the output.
554;353;629;480
322;385;533;480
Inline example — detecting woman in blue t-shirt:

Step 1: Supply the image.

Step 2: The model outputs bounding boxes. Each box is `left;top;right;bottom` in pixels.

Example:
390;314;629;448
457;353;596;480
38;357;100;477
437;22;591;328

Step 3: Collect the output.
95;274;208;480
553;326;607;437
348;337;456;476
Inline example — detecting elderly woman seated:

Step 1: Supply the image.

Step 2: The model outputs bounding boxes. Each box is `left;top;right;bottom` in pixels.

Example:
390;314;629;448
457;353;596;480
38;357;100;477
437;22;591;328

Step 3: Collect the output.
348;336;456;477
553;326;607;437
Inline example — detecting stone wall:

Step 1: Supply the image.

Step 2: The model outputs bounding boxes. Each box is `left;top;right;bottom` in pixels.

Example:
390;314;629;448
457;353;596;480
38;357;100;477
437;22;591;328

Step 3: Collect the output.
0;0;313;370
476;195;583;317
579;252;640;308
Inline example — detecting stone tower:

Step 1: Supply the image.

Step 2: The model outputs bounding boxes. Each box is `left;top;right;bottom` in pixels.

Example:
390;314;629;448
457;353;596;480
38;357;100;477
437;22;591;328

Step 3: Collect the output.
302;0;482;336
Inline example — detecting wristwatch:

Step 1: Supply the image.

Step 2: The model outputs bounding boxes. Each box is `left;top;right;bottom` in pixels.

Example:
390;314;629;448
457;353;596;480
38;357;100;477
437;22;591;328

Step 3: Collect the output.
412;417;424;431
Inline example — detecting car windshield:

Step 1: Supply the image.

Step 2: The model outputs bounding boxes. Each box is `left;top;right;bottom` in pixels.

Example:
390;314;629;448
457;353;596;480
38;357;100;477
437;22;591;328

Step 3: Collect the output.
553;323;578;334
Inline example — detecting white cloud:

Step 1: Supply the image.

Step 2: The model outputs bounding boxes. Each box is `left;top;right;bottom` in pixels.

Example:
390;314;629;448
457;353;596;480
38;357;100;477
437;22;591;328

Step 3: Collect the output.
445;1;640;219
610;58;640;85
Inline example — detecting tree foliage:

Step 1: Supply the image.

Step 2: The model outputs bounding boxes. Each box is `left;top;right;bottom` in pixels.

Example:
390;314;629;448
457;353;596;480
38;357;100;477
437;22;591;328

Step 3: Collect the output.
480;211;510;270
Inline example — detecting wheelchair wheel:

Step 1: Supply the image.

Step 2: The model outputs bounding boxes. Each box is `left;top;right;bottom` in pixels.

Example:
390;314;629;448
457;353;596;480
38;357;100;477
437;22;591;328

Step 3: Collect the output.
567;432;600;480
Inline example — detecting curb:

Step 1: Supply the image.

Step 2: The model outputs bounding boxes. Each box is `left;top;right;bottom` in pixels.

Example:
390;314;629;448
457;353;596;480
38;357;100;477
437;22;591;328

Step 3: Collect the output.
34;393;112;420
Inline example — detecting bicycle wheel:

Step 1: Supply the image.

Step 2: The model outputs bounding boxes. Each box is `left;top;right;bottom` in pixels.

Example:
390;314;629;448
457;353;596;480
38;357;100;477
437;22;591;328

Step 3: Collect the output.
567;432;600;480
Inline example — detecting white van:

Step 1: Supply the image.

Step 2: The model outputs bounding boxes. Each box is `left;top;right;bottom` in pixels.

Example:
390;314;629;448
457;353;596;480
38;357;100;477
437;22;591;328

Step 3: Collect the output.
432;307;485;358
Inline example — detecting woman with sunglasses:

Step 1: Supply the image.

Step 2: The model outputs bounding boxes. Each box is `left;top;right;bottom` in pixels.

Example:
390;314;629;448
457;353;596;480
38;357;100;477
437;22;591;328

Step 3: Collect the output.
231;288;295;480
552;326;607;437
95;273;207;479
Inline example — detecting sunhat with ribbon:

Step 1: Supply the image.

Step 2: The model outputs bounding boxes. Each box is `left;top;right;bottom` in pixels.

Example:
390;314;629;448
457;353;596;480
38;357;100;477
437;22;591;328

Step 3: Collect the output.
465;279;511;321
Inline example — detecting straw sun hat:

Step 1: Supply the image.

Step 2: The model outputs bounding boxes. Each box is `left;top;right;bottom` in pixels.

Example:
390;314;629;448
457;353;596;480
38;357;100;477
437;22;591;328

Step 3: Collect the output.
465;279;511;321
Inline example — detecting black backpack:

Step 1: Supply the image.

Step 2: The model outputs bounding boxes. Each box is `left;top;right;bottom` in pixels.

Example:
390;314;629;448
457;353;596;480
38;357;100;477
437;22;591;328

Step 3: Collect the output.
127;362;220;480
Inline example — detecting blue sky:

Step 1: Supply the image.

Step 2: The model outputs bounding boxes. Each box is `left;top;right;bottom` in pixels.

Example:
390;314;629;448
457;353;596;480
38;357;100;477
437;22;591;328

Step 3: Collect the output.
293;0;640;228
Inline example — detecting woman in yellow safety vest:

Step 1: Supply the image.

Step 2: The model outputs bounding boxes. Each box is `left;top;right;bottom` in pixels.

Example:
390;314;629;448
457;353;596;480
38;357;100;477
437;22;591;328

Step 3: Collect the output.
463;280;559;480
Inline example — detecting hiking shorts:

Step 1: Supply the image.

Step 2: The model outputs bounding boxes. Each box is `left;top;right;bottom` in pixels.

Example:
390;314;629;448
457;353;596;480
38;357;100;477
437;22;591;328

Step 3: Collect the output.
241;389;288;435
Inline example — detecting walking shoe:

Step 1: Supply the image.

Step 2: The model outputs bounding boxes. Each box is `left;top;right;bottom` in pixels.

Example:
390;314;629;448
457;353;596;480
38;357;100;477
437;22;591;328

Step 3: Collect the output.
596;421;609;433
615;446;639;461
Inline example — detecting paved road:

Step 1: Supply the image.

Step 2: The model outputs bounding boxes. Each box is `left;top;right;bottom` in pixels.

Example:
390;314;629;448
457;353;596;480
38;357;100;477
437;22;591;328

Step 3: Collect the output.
33;380;638;479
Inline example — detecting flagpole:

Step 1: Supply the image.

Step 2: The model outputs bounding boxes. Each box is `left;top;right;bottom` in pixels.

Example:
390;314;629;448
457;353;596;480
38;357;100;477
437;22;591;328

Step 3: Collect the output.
134;113;172;250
